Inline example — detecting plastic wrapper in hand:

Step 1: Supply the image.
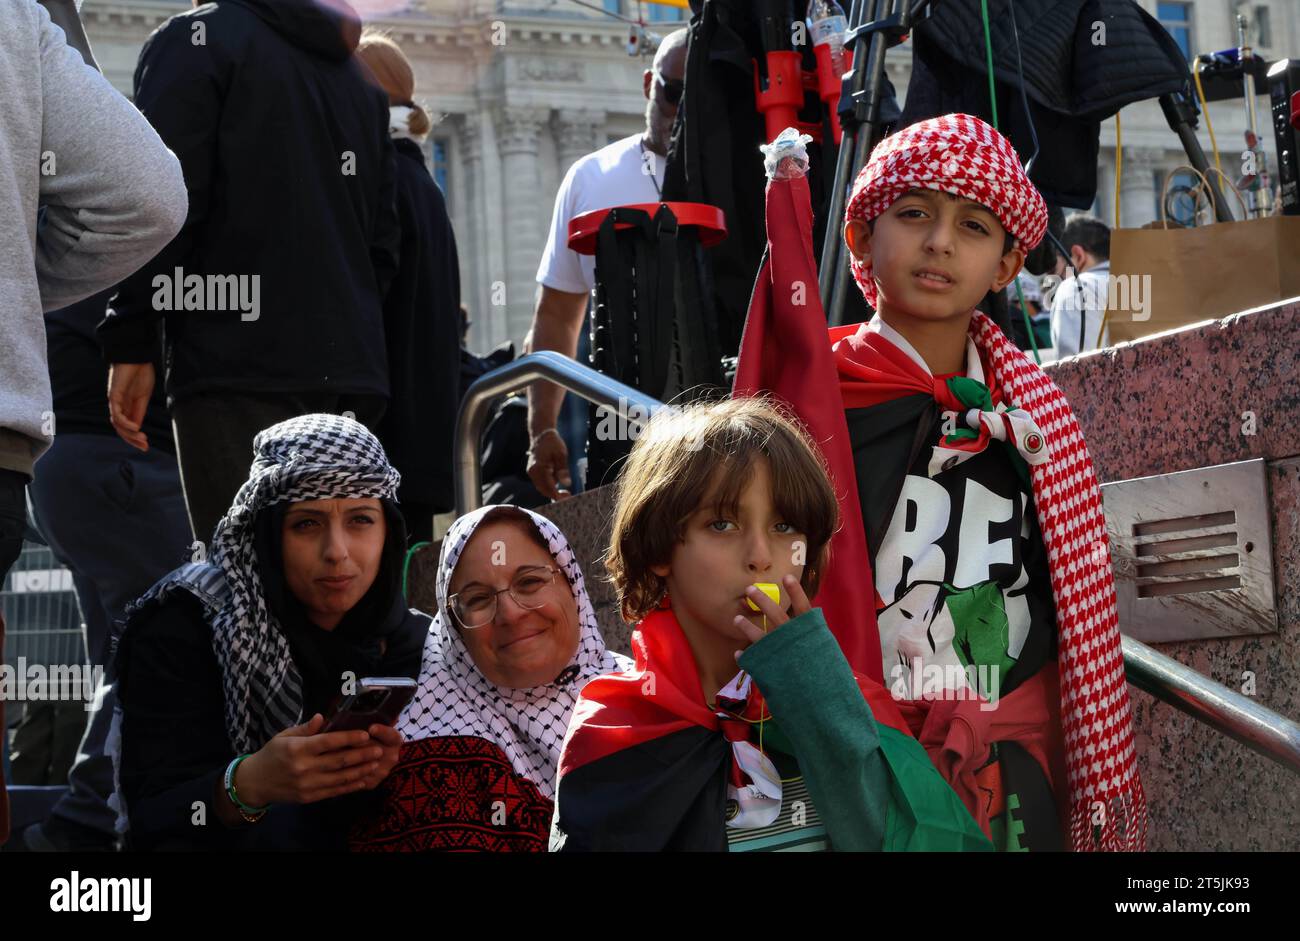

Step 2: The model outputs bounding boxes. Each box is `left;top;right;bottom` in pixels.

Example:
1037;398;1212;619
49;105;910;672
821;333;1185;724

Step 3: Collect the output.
759;128;814;182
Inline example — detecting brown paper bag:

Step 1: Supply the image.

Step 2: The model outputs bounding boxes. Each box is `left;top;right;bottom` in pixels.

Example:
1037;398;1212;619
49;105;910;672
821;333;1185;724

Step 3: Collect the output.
1106;167;1300;344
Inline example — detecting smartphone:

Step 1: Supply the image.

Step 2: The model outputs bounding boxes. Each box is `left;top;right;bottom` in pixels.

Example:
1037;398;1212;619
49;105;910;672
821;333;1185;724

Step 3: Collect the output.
321;677;417;733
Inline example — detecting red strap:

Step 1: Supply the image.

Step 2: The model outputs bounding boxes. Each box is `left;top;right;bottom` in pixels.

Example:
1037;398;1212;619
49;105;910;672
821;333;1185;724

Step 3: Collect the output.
567;202;728;255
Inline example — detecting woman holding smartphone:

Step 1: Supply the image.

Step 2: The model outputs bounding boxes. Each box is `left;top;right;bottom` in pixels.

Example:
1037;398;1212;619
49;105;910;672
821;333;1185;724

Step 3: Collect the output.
111;414;427;850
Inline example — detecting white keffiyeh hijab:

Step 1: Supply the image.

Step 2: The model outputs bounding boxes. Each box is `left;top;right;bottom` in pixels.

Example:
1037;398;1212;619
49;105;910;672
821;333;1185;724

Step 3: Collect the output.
399;505;629;798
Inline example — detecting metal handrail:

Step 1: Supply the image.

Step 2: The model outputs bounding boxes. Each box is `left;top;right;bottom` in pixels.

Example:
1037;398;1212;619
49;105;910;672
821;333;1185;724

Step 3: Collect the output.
453;351;668;515
1122;635;1300;774
451;354;1300;773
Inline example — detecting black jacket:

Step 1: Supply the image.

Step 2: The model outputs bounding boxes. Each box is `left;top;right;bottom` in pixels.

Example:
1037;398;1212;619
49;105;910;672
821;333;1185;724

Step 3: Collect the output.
900;0;1190;209
376;139;461;514
115;498;427;853
47;290;174;452
117;593;426;851
97;0;400;407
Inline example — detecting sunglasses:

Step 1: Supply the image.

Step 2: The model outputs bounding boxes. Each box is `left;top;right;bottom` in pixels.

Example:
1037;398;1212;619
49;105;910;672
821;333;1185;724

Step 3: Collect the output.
655;72;684;106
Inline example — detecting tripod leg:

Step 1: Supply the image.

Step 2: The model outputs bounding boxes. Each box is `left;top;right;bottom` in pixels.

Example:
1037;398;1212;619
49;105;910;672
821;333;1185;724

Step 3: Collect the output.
823;0;909;325
818;0;876;311
1159;92;1236;223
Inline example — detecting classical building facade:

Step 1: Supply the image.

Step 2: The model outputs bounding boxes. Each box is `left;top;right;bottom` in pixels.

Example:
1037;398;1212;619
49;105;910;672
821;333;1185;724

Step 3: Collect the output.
80;0;1298;352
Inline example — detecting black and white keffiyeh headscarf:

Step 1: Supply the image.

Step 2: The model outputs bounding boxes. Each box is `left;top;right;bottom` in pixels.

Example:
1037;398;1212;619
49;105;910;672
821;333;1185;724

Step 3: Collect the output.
203;413;401;754
399;505;629;798
107;413;409;836
135;413;402;755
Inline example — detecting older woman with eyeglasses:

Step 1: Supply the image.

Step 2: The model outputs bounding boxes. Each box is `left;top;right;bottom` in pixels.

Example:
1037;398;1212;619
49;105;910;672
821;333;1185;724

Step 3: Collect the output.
349;504;628;851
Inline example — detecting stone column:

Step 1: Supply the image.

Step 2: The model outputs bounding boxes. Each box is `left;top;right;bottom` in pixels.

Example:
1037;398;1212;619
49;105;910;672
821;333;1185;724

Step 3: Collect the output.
1120;147;1164;228
553;108;607;176
1095;152;1116;228
497;106;549;345
456;113;489;351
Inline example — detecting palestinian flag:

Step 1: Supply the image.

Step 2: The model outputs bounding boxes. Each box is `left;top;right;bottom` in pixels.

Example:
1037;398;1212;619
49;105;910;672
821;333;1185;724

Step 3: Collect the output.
551;603;992;852
733;172;883;683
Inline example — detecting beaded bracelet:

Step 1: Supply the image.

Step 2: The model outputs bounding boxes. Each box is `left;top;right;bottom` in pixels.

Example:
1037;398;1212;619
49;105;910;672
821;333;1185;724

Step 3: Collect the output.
224;754;269;823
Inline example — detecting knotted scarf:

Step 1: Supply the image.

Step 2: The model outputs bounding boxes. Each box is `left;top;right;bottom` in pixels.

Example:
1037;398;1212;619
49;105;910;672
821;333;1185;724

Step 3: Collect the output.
558;601;916;831
834;316;1050;487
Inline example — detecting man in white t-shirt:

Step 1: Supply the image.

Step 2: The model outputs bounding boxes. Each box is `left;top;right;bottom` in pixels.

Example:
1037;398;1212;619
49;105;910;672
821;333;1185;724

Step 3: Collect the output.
525;28;688;500
1048;214;1111;359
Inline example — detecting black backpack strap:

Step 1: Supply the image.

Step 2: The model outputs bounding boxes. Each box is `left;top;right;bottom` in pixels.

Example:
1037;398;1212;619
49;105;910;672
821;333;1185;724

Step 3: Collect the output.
636;206;678;399
593;208;645;384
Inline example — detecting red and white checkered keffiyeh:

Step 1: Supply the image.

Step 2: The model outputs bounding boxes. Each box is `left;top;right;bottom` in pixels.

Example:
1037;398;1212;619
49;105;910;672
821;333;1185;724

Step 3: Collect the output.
842;113;1146;851
846;113;1049;308
968;312;1146;851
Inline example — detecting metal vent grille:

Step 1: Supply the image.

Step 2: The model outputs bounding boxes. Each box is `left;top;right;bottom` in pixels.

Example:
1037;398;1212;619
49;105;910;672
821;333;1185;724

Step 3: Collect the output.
1100;459;1277;643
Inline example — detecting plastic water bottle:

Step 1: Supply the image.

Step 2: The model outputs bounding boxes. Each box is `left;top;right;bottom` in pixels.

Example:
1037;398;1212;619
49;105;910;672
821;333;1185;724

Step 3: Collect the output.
809;0;849;76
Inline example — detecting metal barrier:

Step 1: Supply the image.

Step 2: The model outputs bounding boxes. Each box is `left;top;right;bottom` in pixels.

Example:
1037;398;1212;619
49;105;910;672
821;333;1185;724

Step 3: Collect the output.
450;353;1300;774
453;351;668;515
1122;635;1300;774
1;543;85;670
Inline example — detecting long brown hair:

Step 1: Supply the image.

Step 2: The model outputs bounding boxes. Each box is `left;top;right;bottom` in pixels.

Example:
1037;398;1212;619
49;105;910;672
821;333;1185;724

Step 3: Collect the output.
356;30;432;139
604;396;840;623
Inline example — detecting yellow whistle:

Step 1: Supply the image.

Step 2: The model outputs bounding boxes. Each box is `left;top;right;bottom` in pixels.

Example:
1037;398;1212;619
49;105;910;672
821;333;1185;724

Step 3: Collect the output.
745;582;781;611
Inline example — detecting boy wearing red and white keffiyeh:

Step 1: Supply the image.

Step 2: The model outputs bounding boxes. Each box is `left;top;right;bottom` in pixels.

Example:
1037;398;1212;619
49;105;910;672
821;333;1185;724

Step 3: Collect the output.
834;113;1146;851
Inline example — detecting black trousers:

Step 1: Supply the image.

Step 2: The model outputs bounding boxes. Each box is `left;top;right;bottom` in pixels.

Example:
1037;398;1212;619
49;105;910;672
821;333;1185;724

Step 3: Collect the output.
0;468;23;585
170;391;386;545
27;433;191;834
1;467;27;822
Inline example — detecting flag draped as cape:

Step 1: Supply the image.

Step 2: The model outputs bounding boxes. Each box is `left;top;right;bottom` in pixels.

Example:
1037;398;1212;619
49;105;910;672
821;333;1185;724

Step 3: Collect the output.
733;173;882;683
554;604;993;851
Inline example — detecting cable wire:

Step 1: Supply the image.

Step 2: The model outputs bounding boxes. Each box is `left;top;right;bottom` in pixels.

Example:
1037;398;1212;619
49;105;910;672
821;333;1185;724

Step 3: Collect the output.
1114;110;1122;228
1191;58;1223;177
402;541;431;599
1003;0;1042;362
980;0;999;128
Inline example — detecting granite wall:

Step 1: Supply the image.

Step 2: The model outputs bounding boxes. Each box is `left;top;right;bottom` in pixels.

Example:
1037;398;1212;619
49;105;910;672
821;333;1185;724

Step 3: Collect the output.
1044;299;1300;850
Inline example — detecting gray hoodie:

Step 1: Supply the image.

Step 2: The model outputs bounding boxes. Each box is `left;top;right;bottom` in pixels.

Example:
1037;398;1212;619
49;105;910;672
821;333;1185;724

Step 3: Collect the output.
0;0;187;478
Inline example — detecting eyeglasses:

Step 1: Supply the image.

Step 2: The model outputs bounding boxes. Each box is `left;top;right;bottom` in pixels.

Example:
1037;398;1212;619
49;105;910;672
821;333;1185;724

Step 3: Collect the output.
655;72;684;106
448;566;558;628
